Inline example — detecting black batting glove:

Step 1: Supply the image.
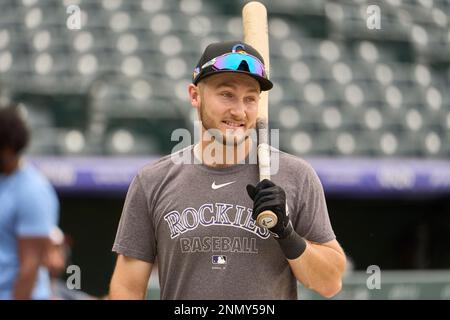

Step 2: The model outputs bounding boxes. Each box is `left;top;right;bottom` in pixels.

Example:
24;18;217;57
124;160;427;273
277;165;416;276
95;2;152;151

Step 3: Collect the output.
246;179;307;259
246;179;291;238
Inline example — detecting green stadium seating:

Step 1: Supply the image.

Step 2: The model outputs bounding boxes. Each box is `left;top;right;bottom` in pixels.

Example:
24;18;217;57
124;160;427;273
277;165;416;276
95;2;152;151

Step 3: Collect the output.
0;0;448;157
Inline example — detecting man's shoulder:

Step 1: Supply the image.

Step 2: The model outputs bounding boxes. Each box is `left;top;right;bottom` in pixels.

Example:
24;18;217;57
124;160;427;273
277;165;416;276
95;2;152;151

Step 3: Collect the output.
16;163;55;191
13;163;59;213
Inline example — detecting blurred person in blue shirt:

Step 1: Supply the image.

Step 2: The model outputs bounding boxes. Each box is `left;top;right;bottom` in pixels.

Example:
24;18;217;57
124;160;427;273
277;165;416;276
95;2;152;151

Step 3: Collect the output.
0;104;59;299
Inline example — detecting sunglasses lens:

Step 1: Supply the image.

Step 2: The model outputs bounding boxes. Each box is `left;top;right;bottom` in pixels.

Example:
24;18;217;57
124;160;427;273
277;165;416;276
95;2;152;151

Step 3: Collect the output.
213;53;265;77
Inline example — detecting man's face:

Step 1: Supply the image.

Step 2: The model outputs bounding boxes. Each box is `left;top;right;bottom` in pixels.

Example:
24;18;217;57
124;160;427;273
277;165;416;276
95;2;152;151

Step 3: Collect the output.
190;72;260;146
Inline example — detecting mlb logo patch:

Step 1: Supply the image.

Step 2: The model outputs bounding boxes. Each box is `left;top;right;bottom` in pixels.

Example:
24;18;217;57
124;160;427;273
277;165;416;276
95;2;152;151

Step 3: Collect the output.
212;255;227;265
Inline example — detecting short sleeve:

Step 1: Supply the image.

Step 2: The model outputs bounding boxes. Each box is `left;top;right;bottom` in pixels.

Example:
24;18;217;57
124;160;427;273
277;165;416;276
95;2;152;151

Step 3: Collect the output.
293;164;336;244
112;174;156;263
15;184;59;237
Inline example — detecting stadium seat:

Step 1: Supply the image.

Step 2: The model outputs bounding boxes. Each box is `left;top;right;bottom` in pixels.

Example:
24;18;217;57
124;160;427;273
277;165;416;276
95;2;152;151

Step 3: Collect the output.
104;127;161;155
0;0;448;158
281;129;331;156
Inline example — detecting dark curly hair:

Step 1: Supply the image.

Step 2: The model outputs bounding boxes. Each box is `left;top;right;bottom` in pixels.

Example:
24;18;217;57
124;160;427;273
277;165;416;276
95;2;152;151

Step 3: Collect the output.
0;104;30;154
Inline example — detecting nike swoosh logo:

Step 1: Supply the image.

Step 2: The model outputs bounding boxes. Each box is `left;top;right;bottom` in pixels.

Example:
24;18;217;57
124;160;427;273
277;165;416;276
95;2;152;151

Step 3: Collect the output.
212;181;236;190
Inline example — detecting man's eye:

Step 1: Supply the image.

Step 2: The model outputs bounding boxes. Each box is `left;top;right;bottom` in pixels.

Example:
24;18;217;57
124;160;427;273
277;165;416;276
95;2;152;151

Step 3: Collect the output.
246;97;256;103
221;92;233;98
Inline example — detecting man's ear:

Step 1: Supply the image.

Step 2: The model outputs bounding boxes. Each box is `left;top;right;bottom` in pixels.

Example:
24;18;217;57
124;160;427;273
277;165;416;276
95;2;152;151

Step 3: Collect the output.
188;84;201;109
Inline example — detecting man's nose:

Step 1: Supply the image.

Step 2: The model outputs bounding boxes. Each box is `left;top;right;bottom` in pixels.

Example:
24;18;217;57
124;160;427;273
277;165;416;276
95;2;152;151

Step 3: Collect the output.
229;100;246;119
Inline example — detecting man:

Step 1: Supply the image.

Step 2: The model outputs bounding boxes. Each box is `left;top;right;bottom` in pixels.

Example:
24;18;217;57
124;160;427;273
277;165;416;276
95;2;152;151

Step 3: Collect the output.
110;41;346;299
0;105;59;299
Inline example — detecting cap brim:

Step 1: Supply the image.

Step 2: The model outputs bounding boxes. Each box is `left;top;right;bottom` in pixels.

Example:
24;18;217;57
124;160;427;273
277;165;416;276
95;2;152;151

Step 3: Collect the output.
194;70;273;91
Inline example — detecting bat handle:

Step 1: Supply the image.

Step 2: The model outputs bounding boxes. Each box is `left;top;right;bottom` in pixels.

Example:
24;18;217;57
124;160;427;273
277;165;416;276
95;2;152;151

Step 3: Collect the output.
256;140;277;228
256;210;278;229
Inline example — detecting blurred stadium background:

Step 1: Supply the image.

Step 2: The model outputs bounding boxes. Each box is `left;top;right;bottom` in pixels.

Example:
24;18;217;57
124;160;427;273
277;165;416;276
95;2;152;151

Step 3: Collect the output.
1;0;450;299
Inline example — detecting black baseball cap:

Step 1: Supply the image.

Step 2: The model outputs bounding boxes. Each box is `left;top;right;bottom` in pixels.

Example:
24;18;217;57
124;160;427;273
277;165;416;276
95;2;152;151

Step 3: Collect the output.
192;40;273;91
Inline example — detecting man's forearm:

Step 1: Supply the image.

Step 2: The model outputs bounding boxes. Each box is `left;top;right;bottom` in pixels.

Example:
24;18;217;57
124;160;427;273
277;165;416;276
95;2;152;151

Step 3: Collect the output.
288;241;346;298
108;254;152;300
109;281;148;300
13;268;40;299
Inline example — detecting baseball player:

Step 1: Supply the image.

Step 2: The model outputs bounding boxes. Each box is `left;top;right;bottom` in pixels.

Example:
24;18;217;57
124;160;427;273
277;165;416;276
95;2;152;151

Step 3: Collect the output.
109;41;346;300
0;105;59;299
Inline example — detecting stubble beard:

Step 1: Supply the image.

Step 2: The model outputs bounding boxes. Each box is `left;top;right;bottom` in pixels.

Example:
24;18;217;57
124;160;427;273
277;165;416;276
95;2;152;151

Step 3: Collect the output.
199;102;250;147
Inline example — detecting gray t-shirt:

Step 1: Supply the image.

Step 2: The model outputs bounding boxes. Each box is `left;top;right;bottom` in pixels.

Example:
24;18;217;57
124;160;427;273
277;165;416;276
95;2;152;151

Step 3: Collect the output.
112;145;335;300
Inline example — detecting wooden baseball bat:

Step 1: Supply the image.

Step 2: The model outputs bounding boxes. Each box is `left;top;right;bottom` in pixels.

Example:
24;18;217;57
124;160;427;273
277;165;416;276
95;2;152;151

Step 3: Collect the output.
242;2;278;229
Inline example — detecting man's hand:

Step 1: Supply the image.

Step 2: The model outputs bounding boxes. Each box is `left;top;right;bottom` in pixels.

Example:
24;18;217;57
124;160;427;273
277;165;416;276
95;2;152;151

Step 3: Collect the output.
246;179;307;259
246;179;292;238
